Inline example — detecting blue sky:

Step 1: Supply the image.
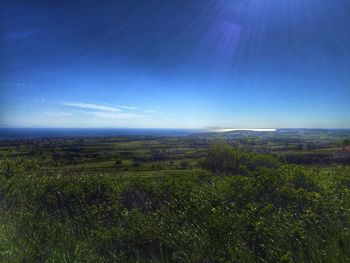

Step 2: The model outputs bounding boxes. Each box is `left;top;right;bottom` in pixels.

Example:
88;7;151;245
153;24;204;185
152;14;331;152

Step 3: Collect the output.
1;0;350;128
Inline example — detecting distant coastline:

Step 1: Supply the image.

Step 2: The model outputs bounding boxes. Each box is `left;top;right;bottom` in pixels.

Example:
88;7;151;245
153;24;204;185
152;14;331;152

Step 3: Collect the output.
0;128;204;140
1;127;349;141
211;128;276;132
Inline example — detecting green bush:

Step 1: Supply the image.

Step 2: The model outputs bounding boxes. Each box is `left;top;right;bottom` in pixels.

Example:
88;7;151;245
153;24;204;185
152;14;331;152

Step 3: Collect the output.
0;151;349;262
201;141;281;175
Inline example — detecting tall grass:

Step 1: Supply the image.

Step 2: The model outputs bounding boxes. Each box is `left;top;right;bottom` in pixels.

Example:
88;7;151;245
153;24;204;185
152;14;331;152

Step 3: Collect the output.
0;147;349;262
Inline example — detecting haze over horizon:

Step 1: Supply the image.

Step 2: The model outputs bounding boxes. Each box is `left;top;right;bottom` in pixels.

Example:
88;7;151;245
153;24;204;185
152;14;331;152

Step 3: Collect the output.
1;0;350;129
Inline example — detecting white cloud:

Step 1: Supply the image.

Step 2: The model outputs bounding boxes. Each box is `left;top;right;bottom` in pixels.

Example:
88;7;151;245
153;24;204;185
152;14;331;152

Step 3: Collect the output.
90;111;142;120
62;101;160;116
34;99;46;103
118;105;139;110
0;82;31;88
63;102;121;112
44;111;72;116
143;109;161;114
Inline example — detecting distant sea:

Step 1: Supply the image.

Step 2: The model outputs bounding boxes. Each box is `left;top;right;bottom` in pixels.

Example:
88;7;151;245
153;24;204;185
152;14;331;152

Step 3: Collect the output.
2;128;345;141
0;128;205;141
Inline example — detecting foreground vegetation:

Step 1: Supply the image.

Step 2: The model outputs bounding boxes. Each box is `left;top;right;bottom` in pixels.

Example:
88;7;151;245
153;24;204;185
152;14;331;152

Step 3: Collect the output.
1;140;350;262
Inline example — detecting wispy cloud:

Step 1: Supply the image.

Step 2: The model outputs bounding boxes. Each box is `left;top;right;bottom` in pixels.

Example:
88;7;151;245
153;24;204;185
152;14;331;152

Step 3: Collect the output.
0;82;32;88
44;111;72;116
6;29;43;40
118;105;139;110
89;111;142;120
34;99;46;103
62;101;161;116
16;83;28;87
63;102;121;112
143;109;161;114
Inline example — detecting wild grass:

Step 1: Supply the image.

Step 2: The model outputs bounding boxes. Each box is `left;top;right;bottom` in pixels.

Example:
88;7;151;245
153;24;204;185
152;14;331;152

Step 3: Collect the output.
0;144;349;262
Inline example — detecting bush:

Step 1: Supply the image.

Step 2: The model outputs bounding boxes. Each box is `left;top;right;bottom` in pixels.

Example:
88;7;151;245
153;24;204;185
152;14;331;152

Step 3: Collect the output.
202;141;281;175
0;155;349;262
201;141;239;174
179;160;189;169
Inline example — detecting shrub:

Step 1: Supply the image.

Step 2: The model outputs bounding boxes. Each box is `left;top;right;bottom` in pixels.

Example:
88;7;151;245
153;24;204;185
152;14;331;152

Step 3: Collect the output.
202;141;281;175
1;155;349;262
201;141;239;174
179;160;189;169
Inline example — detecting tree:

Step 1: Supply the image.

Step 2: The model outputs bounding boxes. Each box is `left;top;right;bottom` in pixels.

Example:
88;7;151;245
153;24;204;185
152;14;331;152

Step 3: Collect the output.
202;141;238;175
114;159;123;174
202;141;281;175
341;138;350;147
179;160;189;169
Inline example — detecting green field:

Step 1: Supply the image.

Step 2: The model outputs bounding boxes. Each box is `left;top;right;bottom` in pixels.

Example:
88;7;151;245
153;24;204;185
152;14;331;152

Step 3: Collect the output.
1;130;350;262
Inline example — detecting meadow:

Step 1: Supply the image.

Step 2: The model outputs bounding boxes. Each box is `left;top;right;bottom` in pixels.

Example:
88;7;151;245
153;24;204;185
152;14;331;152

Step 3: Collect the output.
0;130;350;262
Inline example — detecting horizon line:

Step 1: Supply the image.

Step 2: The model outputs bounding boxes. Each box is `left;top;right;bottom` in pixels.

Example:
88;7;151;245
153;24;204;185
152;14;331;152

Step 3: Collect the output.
1;127;350;130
